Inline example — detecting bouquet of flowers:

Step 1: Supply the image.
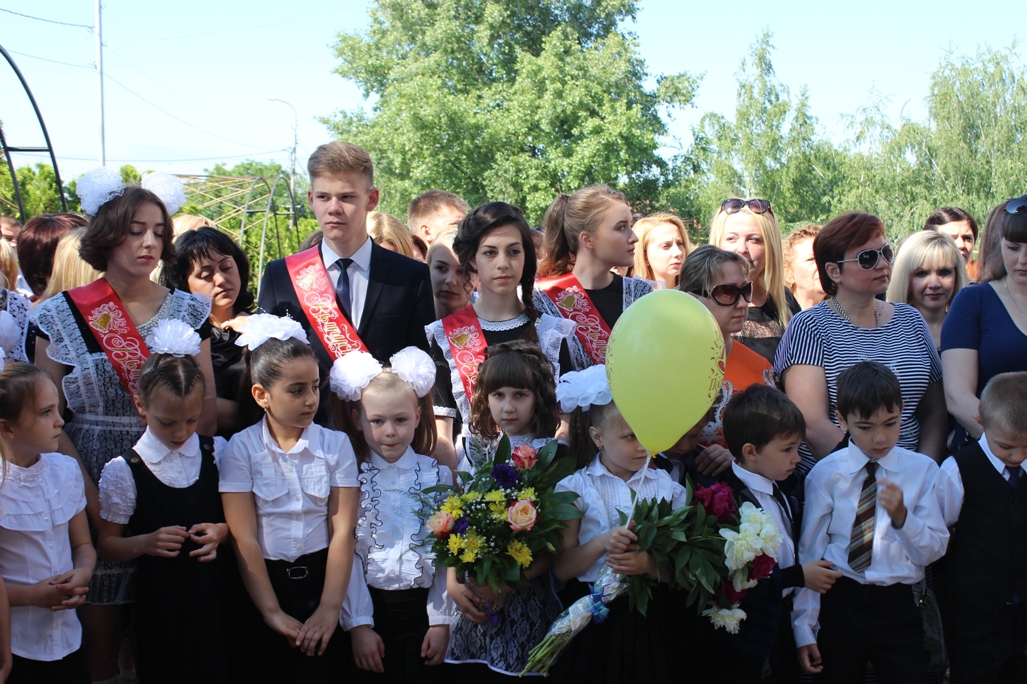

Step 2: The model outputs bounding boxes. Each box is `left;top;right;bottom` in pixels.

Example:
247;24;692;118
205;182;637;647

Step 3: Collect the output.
522;479;780;675
423;435;580;604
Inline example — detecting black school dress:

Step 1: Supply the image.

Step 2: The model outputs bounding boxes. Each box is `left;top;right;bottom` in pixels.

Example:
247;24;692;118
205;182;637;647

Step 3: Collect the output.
126;437;236;684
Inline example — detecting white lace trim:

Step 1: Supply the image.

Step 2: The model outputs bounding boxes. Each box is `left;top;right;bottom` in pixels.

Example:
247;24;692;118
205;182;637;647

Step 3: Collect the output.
478;313;530;331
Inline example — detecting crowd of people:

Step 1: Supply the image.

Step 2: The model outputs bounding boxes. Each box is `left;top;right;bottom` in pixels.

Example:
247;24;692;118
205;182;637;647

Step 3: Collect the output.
0;139;1023;684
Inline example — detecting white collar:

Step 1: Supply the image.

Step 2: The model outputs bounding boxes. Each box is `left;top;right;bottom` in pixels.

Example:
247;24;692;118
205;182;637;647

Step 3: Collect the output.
369;447;418;471
260;417;314;456
841;439;901;474
136;427;200;464
979;434;1017;476
585;454;657;486
731;462;775;496
321;235;373;272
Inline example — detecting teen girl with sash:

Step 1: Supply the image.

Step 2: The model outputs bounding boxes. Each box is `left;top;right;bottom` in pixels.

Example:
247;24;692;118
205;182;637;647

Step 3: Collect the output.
33;168;217;684
425;202;576;459
534;185;653;370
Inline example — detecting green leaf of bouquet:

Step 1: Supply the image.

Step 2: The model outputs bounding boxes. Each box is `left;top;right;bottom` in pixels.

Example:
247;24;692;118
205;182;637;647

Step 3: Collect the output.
422;484;457;496
545;456;577;484
536;440;559;471
503;559;522;582
495;434;512;464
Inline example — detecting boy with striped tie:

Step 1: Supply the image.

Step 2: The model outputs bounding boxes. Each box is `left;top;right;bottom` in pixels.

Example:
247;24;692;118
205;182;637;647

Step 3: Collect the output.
792;361;948;683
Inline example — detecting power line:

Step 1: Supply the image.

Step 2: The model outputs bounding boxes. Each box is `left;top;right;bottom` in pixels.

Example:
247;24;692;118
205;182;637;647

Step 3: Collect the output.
6;49;93;70
0;7;92;30
15;149;287;163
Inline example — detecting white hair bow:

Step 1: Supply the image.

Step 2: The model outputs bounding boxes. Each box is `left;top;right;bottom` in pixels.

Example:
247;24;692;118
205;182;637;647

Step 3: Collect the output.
145;319;201;357
234;313;309;351
556;364;612;413
330;346;436;402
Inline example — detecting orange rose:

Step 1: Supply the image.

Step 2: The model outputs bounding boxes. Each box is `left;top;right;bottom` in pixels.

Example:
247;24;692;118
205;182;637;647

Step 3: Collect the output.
507;500;537;532
511;444;538;470
427;511;454;537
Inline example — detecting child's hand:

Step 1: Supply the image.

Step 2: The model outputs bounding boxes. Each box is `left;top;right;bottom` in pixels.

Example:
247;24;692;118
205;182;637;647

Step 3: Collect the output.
188;522;229;562
801;561;843;594
350;625;385;673
296;604;339;657
606;522;638;555
140;525;189;558
421;624;449;666
798;643;823;674
264;609;303;644
466;577;511;607
878;479;907;528
605;550;657;578
449;581;488;624
695;444;733;477
40;570;90;611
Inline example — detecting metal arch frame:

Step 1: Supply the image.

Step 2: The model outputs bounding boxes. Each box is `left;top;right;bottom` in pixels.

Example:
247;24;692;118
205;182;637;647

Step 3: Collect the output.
0;44;68;222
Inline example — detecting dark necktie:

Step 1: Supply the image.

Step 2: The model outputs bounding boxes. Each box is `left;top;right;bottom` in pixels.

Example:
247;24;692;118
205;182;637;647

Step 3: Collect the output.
335;257;353;321
848;461;878;573
1006;466;1023;488
772;483;793;522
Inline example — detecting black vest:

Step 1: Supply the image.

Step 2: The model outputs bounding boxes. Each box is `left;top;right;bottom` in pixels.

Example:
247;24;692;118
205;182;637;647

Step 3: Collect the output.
947;442;1027;620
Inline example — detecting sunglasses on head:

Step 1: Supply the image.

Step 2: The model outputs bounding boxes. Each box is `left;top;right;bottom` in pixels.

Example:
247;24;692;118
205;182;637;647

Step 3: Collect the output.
1006;194;1027;215
692;281;754;306
836;244;894;270
721;198;773;215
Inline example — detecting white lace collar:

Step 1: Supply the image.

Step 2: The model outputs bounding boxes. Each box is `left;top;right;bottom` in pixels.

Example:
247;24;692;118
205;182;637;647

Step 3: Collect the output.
136;427;200;464
478;312;530;331
3;455;46;487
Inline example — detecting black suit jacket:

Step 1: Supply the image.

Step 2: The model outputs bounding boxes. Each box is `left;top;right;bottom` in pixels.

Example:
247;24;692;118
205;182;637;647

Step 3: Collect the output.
258;241;434;420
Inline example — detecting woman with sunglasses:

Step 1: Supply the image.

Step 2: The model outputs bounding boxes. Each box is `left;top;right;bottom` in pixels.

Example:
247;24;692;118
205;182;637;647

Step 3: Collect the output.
535;185;653;371
942;195;1027;446
709;198;799;363
774;212;947;471
680;246;774;455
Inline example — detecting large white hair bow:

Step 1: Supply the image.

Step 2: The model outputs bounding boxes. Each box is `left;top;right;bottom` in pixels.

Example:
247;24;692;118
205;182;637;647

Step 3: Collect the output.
556;364;612;413
145;319;201;357
141;172;187;216
234;313;309;351
330;346;436;402
76;167;125;216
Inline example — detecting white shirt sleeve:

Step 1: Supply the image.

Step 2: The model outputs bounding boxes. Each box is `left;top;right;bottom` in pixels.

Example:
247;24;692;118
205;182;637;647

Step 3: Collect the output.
936;457;964;528
886;465;949;566
340;554;374;630
426;562;455;626
98;457;137;524
218;433;255;493
327;432;359;488
212;436;228;470
792;474;834;648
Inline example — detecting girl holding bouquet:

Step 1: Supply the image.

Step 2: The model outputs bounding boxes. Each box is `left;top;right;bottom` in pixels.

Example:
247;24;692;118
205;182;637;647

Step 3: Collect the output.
329;347;455;682
552;367;688;683
445;341;566;679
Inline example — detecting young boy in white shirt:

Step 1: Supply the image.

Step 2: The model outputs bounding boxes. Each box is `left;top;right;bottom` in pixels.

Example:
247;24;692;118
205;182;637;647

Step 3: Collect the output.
936;371;1027;683
793;361;948;683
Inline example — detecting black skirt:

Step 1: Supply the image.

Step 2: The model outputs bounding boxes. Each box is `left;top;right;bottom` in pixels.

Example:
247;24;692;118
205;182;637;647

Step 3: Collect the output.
355;586;439;684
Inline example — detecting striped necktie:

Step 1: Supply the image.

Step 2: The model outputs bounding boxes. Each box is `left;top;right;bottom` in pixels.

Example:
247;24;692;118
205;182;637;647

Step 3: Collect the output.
848;461;878;573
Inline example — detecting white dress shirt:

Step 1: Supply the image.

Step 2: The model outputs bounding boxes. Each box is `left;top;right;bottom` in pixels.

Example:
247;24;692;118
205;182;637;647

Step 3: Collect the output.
321;236;373;329
99;430;227;524
731;463;796;571
0;453;87;661
340;448;455;630
556;455;688;582
792;441;949;648
219;419;359;562
936;434;1019;527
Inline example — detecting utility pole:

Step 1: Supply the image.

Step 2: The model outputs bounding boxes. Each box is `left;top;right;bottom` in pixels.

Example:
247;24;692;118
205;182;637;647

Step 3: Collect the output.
95;0;106;166
268;98;298;227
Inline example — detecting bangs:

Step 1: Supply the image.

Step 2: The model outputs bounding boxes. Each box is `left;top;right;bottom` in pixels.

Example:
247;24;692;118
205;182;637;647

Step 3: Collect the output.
177;227;236;268
917;242;959;271
1002;211;1027;243
475;350;536;393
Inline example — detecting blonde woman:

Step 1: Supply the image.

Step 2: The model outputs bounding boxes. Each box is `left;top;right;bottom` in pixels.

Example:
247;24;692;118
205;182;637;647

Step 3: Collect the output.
887;231;968;350
783;225;827;310
34;228;102;304
709;198;797;362
0;238;18;289
425;227;470;319
630;212;693;289
367;211;416;258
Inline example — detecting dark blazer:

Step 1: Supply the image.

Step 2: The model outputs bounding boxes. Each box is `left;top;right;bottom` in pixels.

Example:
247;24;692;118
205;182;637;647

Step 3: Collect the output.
258;240;435;419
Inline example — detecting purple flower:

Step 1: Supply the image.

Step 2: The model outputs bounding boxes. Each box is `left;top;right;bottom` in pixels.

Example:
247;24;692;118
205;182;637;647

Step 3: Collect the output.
492;464;522;489
453;516;469;536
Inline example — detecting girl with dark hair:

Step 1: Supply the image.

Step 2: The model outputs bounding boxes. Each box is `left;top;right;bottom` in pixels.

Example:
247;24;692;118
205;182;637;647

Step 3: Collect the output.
96;323;235;683
425;202;576;465
162;227;254;435
534;185;653;371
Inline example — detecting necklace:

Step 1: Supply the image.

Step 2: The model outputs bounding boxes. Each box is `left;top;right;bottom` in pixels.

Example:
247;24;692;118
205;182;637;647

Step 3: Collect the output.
1004;280;1027;326
832;297;880;328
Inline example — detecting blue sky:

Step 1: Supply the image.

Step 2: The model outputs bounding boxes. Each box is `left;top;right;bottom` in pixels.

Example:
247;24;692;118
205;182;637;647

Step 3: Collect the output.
0;0;1023;184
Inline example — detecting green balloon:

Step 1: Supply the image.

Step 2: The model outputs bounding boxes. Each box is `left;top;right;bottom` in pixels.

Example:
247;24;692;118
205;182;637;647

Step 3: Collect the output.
606;289;726;453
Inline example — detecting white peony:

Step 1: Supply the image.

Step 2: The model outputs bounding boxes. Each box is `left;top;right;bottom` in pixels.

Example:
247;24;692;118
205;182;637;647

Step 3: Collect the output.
330;351;383;401
703;603;747;634
389;346;435;398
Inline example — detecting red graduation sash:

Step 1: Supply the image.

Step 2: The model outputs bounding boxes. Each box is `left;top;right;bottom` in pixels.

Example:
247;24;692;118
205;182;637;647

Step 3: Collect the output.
538;273;611;365
440;304;487;402
67;278;150;397
284;247;368;360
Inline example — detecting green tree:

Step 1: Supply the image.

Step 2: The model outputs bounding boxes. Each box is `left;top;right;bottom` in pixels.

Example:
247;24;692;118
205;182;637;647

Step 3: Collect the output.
0;163;69;220
324;0;699;221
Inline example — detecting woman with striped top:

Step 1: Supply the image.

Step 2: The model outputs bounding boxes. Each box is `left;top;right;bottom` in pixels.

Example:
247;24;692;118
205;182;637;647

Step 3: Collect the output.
774;212;948;471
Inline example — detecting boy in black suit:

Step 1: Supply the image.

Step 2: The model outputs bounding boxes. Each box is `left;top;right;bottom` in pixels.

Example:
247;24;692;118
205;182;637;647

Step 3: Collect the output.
258;142;435;428
937;371;1027;683
712;384;842;683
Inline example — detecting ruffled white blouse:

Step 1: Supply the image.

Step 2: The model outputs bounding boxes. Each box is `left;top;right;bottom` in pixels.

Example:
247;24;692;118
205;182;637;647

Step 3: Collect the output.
0;453;87;660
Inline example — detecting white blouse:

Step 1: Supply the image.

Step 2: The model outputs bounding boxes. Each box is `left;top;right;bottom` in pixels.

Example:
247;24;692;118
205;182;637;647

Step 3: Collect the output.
219;418;359;562
98;429;227;524
556;455;687;582
340;448;455;630
0;453;87;661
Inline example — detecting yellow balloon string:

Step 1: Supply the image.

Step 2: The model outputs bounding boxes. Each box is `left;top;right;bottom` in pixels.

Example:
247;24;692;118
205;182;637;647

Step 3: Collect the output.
626;449;654;529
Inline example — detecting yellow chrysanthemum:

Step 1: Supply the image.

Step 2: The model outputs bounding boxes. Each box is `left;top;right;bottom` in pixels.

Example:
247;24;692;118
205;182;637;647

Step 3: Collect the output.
517;487;537;501
489;501;508;521
461;491;483;503
459;549;476;563
440;496;464;517
507;541;533;568
484;490;506;503
447;534;464;555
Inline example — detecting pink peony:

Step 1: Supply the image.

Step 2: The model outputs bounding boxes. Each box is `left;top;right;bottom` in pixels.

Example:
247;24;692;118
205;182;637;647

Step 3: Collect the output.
426;511;454;537
511;444;538;470
694;483;737;524
750;553;777;582
507;500;538;532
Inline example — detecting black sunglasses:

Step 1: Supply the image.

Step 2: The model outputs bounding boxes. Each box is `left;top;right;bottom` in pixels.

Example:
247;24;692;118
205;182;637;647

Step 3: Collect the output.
1006;195;1027;215
692;281;754;306
721;198;773;215
837;244;894;270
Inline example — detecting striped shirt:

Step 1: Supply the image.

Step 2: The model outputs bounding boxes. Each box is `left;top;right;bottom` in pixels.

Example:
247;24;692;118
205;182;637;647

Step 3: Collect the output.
773;302;942;470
